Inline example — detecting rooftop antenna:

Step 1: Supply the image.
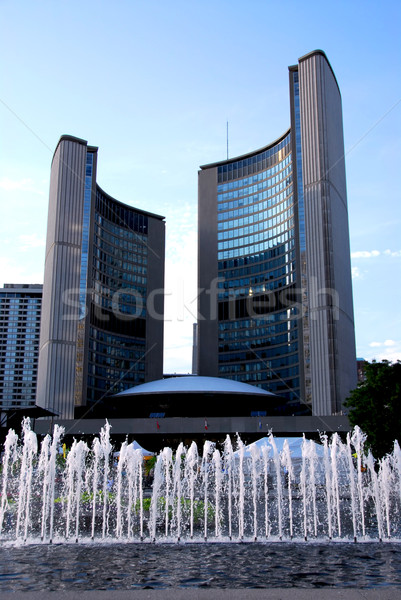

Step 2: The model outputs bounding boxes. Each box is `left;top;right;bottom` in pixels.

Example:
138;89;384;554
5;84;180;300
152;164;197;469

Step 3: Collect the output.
226;121;229;159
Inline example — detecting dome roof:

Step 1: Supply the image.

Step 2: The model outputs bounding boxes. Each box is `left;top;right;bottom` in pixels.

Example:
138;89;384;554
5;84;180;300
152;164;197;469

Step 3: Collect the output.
115;375;276;397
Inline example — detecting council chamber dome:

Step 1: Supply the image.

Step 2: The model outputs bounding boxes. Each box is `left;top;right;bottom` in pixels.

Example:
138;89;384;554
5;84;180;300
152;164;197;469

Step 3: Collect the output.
108;375;284;418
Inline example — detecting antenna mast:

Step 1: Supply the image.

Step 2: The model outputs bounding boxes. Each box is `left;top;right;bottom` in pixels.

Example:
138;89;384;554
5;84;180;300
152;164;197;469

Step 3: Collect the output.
226;121;229;160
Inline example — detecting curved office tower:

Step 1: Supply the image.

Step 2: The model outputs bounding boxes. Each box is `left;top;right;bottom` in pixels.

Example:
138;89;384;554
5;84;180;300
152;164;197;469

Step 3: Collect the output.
198;51;356;417
36;136;165;419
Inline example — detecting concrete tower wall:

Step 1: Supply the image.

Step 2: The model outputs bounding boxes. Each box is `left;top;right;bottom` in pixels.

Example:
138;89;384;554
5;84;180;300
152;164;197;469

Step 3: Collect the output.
37;138;88;418
197;165;219;377
145;216;166;382
298;52;356;414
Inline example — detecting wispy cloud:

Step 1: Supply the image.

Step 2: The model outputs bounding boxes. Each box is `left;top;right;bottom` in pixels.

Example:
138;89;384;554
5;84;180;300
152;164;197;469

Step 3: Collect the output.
0;256;43;286
351;249;401;259
352;266;362;279
369;340;397;348
365;339;401;363
0;177;45;195
18;233;46;251
351;250;380;258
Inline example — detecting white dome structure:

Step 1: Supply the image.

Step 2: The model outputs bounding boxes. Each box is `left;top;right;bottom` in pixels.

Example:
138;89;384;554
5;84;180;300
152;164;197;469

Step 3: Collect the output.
116;375;276;397
111;375;281;419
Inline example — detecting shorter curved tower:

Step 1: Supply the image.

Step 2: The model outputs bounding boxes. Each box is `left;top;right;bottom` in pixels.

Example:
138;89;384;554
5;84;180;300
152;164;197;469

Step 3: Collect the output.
198;51;357;417
36;136;165;419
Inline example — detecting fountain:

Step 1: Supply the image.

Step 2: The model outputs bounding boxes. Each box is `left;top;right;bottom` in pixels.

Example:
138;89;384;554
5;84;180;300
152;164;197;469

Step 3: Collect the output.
0;418;400;544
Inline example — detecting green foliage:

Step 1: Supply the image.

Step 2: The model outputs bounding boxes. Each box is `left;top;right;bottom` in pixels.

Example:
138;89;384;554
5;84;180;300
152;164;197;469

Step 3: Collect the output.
144;456;157;476
54;490;115;504
134;496;214;523
344;360;401;459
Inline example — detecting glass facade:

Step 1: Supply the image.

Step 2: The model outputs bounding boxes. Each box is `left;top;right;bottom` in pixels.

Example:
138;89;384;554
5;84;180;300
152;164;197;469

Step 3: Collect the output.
85;187;150;405
292;69;311;404
215;133;306;413
199;51;357;418
37;135;165;420
0;285;42;409
74;151;94;404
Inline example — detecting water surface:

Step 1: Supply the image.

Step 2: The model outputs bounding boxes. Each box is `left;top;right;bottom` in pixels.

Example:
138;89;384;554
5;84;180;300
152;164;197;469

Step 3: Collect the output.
1;541;400;591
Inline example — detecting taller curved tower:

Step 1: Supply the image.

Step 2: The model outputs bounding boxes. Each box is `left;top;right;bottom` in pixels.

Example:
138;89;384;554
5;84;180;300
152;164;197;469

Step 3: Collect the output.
198;51;356;416
36;136;165;419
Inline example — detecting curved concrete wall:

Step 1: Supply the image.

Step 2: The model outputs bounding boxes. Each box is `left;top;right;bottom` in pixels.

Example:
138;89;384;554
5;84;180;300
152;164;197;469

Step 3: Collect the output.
37;138;88;418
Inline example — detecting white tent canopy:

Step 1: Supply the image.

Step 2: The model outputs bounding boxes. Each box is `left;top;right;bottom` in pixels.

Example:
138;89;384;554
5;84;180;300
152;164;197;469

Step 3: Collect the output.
234;436;325;459
131;440;154;456
113;440;155;458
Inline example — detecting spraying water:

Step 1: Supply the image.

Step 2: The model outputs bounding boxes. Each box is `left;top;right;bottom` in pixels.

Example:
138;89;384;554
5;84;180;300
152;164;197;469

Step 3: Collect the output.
1;420;400;543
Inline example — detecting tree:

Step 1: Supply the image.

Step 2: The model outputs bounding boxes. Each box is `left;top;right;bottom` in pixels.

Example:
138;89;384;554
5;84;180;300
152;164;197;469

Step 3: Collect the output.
344;360;401;459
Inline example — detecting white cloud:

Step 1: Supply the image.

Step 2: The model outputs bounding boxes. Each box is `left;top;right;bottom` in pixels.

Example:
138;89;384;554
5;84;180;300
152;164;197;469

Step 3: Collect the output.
351;250;380;258
0;256;43;286
369;339;397;348
0;177;44;195
352;266;362;279
18;233;46;251
364;340;401;363
351;249;401;259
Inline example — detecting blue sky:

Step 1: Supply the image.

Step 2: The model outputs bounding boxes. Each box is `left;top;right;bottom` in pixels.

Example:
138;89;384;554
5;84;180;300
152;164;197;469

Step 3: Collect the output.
1;0;400;372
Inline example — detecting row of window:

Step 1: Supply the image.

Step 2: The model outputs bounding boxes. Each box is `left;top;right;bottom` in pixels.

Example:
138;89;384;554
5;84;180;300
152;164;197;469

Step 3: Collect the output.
87;371;145;395
219;348;299;367
1;326;38;334
0;340;37;347
1;366;37;375
218;229;294;261
217;136;291;183
218;362;299;380
219;338;298;357
92;282;146;314
93;245;147;265
218;275;295;300
88;352;144;371
89;327;146;347
218;197;294;234
219;250;295;282
218;186;293;223
219;317;298;338
90;342;145;361
96;191;149;235
2;374;36;380
92;292;147;318
0;308;40;314
218;308;298;332
93;261;147;286
92;270;147;301
218;208;294;244
1;351;38;357
219;262;293;290
92;248;147;274
217;162;292;206
93;233;147;256
88;362;145;379
217;153;290;193
1;334;39;340
218;218;294;252
0;398;36;403
0;295;41;301
219;328;297;347
218;241;294;271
